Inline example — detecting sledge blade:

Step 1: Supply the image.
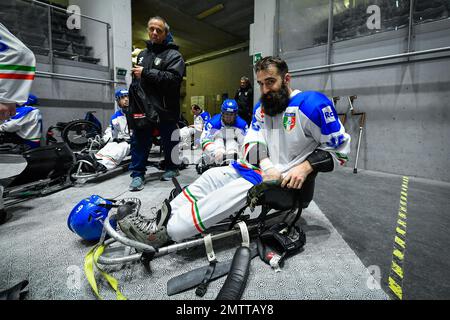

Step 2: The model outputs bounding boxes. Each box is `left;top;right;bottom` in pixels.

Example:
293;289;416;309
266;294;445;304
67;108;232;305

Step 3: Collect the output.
167;246;257;296
167;260;232;296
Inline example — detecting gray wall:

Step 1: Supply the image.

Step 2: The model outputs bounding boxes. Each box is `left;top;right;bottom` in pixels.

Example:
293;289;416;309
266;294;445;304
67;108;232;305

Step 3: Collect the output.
32;56;115;134
183;50;254;122
29;0;132;135
253;1;450;182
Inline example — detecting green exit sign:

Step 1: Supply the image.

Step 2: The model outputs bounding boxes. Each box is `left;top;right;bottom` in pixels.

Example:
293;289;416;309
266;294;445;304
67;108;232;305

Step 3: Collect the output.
253;53;262;64
116;68;127;77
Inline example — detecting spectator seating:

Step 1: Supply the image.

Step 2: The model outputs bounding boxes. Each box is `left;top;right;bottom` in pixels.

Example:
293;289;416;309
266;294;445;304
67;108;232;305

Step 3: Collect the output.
1;0;103;65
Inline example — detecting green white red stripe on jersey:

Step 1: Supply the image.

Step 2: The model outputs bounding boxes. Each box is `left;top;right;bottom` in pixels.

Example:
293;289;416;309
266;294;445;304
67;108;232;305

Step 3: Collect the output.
0;64;35;80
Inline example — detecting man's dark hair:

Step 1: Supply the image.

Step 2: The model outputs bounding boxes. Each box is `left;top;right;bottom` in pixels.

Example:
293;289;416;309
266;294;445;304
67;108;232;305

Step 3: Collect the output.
191;104;201;111
148;16;170;33
240;76;249;83
254;56;289;78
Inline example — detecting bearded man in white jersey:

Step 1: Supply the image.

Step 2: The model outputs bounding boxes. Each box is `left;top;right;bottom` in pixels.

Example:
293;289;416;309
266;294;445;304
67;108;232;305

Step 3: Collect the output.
118;56;351;247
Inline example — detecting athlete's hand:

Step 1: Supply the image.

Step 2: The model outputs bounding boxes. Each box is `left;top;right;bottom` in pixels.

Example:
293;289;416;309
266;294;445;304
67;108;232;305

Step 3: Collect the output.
0;103;16;120
281;161;313;189
262;167;282;182
132;66;143;79
214;150;224;164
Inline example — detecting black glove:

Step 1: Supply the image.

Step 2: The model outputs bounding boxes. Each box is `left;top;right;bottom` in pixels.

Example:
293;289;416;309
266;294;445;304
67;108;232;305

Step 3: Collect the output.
247;180;281;210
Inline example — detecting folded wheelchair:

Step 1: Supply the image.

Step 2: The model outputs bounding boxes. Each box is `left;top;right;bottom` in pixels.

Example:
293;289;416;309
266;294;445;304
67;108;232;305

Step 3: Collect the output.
84;174;317;299
45;111;103;152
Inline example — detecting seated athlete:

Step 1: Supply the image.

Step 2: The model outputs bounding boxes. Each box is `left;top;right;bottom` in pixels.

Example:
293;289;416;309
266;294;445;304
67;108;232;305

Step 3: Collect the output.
77;89;131;173
0;94;42;152
200;99;248;165
118;56;351;248
179;104;210;149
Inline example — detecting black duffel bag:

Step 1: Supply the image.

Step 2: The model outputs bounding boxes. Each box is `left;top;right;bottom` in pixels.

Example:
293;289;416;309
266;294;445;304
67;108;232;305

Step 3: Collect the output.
126;78;159;130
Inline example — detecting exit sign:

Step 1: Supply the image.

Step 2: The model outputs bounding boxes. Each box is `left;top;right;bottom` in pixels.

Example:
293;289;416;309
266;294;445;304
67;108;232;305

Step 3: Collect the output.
116;68;127;77
253;53;262;64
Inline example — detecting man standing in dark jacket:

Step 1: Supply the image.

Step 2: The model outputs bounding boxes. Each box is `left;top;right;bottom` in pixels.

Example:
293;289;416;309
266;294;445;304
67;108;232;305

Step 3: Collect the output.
129;16;185;190
234;76;253;125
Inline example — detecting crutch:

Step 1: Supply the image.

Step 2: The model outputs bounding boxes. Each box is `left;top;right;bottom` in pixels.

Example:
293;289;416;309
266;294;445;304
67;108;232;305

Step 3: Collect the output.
348;95;366;174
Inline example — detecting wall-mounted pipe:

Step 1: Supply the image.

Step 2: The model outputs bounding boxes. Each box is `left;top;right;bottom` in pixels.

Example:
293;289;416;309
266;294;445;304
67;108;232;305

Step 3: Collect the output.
290;46;450;76
185;42;249;66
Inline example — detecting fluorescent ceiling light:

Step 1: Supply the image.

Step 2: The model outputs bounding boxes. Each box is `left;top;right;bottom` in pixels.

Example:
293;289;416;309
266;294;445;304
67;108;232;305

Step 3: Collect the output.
196;4;224;20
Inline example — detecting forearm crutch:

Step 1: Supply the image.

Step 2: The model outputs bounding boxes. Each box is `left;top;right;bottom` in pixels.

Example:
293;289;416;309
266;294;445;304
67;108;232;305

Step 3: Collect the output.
348;96;366;174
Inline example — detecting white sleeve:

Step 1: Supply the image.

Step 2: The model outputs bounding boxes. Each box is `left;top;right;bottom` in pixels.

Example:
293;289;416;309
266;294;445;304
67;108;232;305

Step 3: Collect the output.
0;117;25;132
242;107;267;160
306;104;351;167
0;23;36;104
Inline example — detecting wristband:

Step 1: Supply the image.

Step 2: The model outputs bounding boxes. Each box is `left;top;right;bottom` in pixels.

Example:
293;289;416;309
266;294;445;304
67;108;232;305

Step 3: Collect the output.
260;158;275;172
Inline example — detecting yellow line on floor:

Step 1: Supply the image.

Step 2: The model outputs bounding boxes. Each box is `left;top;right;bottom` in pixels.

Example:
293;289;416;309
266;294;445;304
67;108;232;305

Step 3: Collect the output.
388;176;410;300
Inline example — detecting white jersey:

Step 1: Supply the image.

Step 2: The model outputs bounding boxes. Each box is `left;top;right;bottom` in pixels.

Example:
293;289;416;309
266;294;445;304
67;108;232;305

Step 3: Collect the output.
96;110;130;170
193;111;211;132
102;110;130;143
0;106;42;144
0;23;36;104
243;90;351;175
200;113;248;153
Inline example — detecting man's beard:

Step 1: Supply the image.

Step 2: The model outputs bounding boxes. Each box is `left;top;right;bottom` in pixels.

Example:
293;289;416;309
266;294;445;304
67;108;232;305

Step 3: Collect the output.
260;83;290;116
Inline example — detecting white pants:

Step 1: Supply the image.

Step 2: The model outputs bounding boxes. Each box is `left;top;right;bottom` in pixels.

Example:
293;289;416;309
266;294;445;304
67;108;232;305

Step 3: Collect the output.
167;166;253;242
203;138;240;164
0;23;36;104
179;126;195;148
95;141;130;170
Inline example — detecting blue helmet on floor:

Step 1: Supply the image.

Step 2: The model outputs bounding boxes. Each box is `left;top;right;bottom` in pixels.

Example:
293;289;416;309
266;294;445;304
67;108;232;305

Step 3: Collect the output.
67;195;116;241
115;88;128;101
221;99;238;113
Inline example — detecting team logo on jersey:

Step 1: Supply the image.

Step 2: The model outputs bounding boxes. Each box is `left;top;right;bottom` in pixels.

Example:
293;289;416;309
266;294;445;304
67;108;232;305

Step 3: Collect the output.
0;37;10;52
154;57;162;66
283;112;296;132
322;106;336;124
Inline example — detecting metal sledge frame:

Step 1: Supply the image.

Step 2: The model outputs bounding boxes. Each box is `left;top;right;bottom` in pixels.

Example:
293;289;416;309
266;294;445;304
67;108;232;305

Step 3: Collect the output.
96;205;293;266
70;135;132;183
96;174;316;267
2;176;72;209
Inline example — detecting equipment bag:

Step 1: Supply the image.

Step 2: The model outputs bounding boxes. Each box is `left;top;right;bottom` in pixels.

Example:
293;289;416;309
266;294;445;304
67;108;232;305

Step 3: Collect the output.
257;222;306;271
126;50;159;130
8;142;75;187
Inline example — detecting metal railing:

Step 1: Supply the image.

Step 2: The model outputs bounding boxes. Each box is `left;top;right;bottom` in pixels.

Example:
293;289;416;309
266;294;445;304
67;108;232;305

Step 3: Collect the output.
290;45;450;75
10;0;115;84
277;0;450;75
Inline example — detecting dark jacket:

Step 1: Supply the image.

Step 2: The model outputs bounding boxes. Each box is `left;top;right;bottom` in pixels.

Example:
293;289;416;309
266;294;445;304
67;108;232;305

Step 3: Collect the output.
234;86;254;120
137;40;185;122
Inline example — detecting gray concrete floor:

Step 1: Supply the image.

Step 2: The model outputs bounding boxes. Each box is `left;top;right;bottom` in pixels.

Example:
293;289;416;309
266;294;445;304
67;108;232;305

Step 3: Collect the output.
0;152;390;300
315;168;450;300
